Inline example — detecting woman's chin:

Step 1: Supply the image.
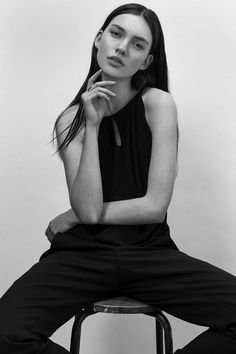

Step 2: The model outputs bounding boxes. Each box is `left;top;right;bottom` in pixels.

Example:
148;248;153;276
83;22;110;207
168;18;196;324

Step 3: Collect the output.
99;63;121;78
101;69;118;80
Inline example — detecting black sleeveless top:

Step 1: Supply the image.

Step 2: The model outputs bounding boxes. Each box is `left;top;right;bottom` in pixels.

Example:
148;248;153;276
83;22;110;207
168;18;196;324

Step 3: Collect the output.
44;89;179;259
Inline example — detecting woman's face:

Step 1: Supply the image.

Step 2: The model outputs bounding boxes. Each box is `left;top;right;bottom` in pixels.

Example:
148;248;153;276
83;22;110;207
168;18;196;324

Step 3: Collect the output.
95;13;153;81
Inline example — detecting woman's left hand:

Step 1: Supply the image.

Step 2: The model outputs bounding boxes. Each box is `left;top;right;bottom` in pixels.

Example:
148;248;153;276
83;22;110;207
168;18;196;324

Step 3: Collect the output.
45;209;81;243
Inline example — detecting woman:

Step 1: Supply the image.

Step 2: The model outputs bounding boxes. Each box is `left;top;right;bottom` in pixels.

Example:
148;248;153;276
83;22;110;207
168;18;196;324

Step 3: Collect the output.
0;3;236;354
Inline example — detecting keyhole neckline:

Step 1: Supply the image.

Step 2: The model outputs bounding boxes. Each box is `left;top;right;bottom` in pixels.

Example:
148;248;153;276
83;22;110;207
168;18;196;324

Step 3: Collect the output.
103;88;143;119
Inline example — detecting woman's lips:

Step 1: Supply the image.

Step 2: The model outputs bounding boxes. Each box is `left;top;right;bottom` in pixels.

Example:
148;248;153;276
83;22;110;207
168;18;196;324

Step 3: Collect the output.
107;57;124;66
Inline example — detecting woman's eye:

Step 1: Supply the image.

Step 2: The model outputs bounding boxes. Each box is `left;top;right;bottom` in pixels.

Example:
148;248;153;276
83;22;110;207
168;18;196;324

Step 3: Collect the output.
134;43;143;50
109;30;143;50
110;30;120;37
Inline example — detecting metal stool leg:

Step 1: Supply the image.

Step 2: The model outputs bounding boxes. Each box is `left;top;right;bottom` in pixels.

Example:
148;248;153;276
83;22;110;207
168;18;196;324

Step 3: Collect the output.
155;316;164;354
149;311;173;354
70;306;95;354
156;312;173;354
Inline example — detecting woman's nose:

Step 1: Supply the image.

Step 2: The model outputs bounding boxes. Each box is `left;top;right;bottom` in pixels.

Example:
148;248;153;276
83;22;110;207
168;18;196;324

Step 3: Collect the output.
116;40;128;55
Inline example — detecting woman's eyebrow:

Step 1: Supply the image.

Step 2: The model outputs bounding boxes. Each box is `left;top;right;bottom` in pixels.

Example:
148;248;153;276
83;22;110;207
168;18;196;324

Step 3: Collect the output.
110;24;149;45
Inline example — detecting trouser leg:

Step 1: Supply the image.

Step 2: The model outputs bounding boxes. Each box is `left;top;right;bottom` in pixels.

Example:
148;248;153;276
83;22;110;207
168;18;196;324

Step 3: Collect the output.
117;246;236;353
0;242;119;354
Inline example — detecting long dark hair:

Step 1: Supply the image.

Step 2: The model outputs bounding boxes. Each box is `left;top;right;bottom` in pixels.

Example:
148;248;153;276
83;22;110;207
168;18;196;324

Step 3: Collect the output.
50;3;177;159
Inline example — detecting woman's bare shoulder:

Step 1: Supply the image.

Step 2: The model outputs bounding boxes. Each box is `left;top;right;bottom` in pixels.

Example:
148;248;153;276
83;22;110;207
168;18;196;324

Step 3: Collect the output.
141;87;175;107
141;87;177;125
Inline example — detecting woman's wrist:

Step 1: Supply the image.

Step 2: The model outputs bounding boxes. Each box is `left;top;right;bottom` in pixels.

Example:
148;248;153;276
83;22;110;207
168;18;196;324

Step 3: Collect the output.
85;121;100;135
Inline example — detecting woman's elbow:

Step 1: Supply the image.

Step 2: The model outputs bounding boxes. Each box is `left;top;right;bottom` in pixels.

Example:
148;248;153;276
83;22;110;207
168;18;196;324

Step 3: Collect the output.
148;198;168;224
158;209;167;223
153;207;166;223
70;196;98;224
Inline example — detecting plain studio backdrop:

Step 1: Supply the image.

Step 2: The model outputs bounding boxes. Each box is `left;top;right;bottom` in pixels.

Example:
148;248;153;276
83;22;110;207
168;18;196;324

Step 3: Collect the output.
0;0;235;352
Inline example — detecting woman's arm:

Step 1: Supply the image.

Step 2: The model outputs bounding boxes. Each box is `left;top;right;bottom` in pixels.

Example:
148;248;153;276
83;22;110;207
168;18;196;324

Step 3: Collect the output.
98;89;178;225
55;105;103;225
98;196;162;225
57;71;116;224
70;122;103;224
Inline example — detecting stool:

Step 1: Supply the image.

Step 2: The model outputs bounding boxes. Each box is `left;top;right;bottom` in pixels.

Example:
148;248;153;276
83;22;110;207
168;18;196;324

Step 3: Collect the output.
70;296;173;354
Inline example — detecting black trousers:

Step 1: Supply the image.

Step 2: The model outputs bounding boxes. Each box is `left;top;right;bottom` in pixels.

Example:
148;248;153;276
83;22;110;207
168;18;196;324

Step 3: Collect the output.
0;231;236;354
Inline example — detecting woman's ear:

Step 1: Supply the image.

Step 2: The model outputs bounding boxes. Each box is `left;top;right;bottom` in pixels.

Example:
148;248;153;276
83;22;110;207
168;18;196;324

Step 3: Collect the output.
140;54;154;70
94;30;103;49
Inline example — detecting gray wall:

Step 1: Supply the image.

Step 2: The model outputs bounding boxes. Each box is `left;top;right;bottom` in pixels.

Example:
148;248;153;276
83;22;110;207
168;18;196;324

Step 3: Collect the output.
1;0;235;352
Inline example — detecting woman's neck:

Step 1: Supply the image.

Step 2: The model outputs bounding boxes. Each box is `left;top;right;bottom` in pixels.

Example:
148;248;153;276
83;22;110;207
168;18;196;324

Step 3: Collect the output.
101;73;139;116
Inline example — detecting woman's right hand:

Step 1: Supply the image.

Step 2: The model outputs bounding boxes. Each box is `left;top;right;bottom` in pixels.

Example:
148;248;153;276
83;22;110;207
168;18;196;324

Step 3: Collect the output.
81;68;116;127
45;209;81;243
